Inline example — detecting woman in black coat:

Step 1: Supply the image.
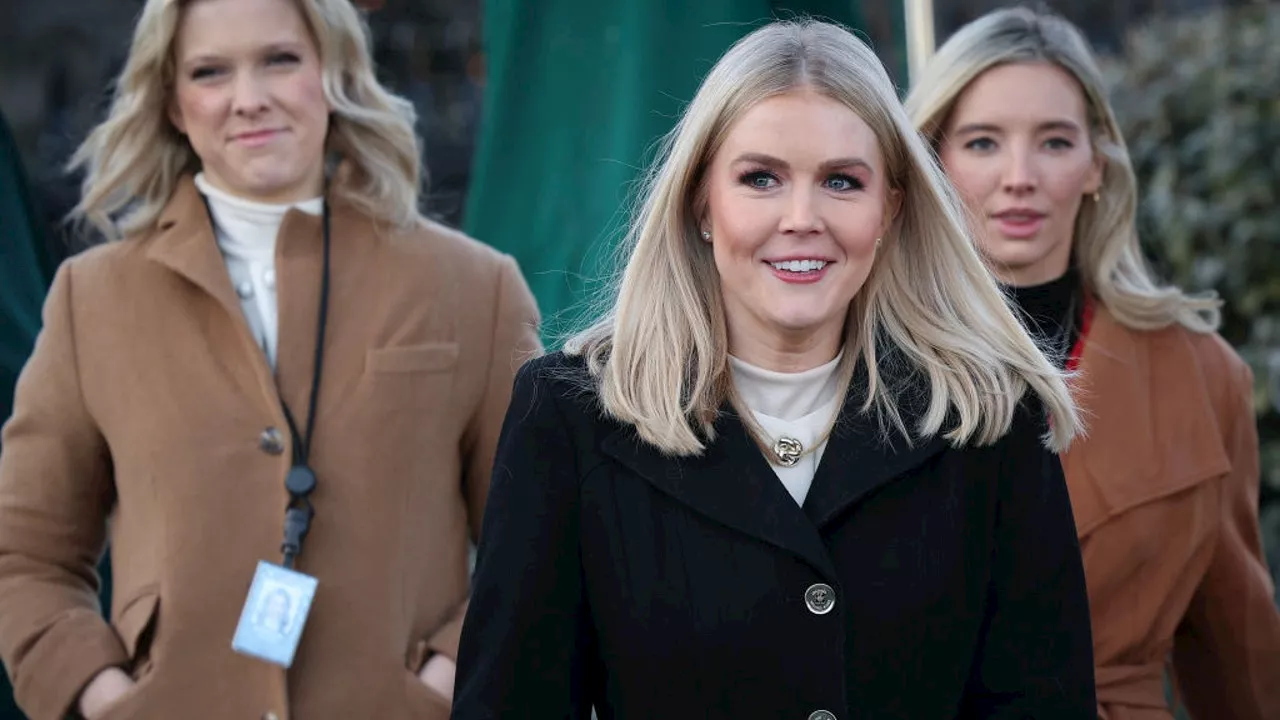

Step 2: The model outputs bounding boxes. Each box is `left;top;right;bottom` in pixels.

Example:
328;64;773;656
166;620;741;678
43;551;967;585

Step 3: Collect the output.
453;19;1095;720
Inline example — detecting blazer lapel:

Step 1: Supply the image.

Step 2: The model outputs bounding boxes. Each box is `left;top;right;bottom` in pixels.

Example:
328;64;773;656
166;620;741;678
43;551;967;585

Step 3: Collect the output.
146;178;246;319
802;375;949;529
601;410;839;583
145;177;278;407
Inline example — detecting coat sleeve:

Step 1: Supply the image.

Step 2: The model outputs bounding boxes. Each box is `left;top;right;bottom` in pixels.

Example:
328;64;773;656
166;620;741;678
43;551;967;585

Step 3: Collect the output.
0;260;127;720
961;400;1097;719
451;358;595;719
1172;359;1280;720
423;254;541;663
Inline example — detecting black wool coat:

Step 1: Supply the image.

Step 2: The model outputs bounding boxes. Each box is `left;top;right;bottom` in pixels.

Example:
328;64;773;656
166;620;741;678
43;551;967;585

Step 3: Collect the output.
453;352;1095;719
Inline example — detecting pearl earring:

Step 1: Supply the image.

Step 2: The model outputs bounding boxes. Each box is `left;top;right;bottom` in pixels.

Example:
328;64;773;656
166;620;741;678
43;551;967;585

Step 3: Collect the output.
1092;191;1101;203
701;230;711;240
875;237;882;249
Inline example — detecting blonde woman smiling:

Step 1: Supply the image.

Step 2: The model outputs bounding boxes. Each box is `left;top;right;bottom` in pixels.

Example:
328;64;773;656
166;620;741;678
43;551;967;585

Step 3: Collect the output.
453;19;1094;720
0;0;539;718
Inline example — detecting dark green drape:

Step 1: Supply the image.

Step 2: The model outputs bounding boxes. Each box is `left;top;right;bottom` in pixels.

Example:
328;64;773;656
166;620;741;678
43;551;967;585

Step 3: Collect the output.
0;112;54;719
1;113;53;437
464;1;879;339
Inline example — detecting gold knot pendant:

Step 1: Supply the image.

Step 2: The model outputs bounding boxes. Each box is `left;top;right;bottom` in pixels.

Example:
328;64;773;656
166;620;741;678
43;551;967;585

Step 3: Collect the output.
773;436;804;467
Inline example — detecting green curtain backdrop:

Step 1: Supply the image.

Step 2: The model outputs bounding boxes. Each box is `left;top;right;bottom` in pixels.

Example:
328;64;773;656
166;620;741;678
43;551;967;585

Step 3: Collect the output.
0;111;54;719
465;1;890;339
0;112;53;441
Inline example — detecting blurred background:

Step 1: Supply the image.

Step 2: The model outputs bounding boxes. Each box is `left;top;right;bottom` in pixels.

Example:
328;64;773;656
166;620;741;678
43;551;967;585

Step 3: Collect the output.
0;0;1275;716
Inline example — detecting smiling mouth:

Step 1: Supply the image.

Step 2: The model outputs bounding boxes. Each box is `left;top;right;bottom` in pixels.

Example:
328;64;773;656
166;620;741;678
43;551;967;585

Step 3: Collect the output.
234;129;282;143
992;211;1046;222
768;259;828;272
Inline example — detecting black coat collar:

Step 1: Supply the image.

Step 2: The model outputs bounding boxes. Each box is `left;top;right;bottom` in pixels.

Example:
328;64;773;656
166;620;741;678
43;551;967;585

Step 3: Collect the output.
599;362;949;583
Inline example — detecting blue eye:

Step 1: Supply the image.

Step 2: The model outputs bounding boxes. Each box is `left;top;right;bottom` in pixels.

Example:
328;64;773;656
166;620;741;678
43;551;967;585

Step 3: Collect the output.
1044;137;1074;151
739;171;778;189
824;174;863;192
963;137;996;152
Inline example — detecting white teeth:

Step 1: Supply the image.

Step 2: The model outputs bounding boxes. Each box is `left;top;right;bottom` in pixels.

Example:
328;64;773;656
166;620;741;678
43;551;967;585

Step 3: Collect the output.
770;259;827;272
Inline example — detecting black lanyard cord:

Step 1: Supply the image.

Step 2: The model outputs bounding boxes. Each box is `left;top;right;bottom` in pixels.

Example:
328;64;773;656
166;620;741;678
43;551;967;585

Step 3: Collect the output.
279;197;331;569
279;196;330;467
201;192;332;570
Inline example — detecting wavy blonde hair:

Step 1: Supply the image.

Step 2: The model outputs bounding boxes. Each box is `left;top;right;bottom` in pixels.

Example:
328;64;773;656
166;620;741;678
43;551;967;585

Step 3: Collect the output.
70;0;421;238
905;6;1219;333
567;19;1079;456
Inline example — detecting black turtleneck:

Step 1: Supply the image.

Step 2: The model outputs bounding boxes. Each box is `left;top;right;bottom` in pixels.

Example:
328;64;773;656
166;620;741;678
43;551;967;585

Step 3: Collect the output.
1005;266;1084;370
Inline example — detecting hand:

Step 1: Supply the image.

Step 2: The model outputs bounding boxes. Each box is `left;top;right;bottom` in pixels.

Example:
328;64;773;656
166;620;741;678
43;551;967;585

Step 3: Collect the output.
416;653;456;702
78;667;135;720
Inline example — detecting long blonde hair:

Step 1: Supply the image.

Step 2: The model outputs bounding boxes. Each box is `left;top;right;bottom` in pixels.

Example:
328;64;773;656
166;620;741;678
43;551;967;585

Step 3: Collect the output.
70;0;422;238
905;6;1220;333
567;19;1079;456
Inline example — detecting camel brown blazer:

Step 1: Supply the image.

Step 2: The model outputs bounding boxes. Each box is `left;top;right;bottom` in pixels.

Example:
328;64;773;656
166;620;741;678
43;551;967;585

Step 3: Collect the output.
1063;305;1280;719
0;176;541;720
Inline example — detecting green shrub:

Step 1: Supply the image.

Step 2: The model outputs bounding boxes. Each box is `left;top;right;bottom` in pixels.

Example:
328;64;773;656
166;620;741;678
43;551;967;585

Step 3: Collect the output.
1102;2;1280;595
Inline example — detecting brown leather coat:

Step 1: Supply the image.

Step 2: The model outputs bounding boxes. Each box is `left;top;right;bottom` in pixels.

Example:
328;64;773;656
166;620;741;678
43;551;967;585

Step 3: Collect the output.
1063;305;1280;719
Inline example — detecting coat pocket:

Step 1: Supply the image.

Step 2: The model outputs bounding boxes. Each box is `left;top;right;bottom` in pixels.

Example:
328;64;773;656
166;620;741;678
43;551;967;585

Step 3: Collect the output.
112;586;160;680
365;343;459;374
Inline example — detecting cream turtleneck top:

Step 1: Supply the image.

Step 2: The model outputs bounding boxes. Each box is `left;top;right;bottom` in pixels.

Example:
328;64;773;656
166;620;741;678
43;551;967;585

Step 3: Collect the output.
194;173;323;369
728;352;844;506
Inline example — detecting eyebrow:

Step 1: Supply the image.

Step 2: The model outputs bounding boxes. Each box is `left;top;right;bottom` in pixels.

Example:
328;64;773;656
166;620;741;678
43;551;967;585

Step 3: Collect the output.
952;120;1084;135
180;41;308;68
732;152;874;174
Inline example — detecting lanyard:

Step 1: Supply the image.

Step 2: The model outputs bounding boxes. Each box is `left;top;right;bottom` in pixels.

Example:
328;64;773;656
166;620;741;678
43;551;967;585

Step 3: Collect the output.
279;197;331;568
201;194;331;569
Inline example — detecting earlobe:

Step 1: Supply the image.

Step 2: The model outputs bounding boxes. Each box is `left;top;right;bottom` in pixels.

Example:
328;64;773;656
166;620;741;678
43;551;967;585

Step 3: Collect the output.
882;187;903;237
168;102;186;136
1085;154;1105;194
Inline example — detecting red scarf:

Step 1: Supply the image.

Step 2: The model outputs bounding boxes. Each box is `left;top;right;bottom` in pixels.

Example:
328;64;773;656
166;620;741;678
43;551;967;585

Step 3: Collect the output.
1065;297;1096;373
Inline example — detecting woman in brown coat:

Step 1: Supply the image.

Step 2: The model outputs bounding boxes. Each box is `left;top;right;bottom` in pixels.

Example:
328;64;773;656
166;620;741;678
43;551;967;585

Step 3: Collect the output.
0;0;539;718
908;7;1280;719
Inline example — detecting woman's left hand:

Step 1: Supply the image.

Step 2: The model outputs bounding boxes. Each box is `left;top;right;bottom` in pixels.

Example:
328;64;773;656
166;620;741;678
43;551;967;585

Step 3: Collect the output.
417;653;457;702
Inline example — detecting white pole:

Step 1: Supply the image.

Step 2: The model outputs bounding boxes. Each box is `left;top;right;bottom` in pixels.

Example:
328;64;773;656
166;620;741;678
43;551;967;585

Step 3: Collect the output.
904;0;937;84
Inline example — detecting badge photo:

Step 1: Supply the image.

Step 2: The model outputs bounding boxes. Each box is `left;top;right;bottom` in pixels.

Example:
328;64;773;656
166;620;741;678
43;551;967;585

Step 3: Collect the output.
232;561;319;668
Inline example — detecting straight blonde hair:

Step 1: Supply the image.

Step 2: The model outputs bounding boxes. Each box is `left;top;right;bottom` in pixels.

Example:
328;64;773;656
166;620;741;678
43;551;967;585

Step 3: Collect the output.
905;6;1220;334
567;19;1079;456
70;0;422;238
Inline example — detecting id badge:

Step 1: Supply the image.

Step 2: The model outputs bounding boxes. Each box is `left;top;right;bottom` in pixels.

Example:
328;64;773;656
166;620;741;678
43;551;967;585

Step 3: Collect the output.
231;561;318;668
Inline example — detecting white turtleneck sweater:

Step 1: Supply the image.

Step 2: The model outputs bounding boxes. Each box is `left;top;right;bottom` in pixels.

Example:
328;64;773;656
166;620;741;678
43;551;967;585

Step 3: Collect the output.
729;352;844;506
194;173;323;369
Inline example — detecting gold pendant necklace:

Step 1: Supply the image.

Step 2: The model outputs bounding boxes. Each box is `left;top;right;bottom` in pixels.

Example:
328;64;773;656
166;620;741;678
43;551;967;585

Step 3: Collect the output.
772;436;805;467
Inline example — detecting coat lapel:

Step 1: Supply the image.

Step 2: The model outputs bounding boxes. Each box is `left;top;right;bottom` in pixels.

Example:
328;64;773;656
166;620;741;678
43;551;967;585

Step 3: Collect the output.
145;177;279;406
272;204;325;422
600;410;839;583
145;177;245;320
1062;307;1229;538
802;370;948;529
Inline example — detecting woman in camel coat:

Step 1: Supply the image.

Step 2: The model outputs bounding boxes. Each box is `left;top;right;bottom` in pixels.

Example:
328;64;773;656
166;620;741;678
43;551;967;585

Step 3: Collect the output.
0;0;539;718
